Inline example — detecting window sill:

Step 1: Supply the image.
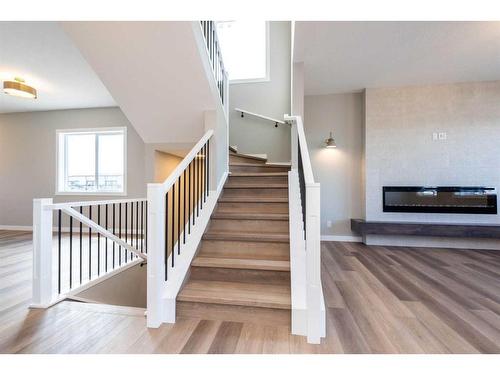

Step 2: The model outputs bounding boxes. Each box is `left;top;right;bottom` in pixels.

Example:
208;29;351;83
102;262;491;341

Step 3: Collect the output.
229;76;270;85
55;191;128;197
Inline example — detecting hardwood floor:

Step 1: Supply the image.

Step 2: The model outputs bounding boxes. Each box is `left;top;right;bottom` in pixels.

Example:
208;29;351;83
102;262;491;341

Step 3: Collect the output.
1;229;500;353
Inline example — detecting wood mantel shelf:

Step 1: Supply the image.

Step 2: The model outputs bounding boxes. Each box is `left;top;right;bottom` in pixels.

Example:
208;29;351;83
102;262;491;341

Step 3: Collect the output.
351;219;500;239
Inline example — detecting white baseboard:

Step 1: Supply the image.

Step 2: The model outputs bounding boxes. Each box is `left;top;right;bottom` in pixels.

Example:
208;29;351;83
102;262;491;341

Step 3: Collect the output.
0;225;32;231
321;235;362;242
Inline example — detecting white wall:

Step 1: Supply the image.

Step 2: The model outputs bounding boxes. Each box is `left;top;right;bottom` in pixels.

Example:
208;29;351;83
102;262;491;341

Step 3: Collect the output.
228;21;291;163
0;107;146;227
304;93;364;238
364;81;500;248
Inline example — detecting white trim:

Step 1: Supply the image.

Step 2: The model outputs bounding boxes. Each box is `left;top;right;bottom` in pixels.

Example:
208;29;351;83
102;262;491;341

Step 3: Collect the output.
0;225;33;231
227;21;270;84
55;127;127;196
321;235;363;242
46;197;146;210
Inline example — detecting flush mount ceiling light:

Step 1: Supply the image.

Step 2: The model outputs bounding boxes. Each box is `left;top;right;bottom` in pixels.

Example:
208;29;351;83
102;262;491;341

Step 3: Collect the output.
3;77;37;99
324;132;336;148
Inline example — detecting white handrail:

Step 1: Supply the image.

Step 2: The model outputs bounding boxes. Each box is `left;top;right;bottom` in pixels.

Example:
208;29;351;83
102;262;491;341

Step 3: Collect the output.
158;129;213;195
285;114;314;182
46;198;147;210
237;108;287;126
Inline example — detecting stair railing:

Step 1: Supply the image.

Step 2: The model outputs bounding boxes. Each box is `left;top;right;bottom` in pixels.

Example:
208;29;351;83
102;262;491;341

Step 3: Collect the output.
285;114;324;344
147;129;215;328
199;21;228;110
32;198;147;308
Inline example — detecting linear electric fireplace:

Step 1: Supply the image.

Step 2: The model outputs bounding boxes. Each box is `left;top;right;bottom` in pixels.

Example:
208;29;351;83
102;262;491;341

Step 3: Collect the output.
383;186;497;214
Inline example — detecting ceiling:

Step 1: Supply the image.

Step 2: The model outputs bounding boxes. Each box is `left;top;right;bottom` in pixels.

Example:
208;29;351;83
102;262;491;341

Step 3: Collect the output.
62;22;217;143
294;21;500;95
0;22;115;113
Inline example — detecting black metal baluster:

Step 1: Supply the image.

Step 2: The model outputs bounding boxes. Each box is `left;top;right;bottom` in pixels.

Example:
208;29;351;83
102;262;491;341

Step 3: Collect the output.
105;204;108;272
69;215;73;290
203;144;206;201
207;140;210;198
97;205;100;276
165;192;169;280
145;203;148;253
88;205;92;280
130;202;133;260
58;209;61;294
177;175;181;255
113;203;116;268
140;201;144;253
79;206;83;284
200;148;204;210
171;183;176;266
183;170;187;244
189;161;192;231
136;201;139;251
125;202;128;261
195;152;198;219
198;150;202;215
119;203;122;266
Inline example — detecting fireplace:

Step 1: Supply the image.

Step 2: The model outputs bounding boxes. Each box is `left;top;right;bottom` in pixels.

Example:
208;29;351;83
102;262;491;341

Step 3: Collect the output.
383;186;497;214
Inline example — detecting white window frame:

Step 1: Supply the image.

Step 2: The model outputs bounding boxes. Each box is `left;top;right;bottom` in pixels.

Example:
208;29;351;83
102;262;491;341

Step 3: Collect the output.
55;127;127;196
224;21;271;85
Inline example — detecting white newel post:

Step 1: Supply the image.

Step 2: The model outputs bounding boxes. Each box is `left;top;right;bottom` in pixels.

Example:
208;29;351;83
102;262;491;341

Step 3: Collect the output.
305;183;322;344
32;198;54;307
146;183;166;327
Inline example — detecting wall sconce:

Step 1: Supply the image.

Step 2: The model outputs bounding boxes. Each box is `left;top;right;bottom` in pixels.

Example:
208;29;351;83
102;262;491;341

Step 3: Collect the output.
324;132;336;148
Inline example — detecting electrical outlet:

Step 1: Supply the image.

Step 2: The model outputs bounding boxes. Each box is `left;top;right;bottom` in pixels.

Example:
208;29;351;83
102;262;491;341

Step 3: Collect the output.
327;220;332;228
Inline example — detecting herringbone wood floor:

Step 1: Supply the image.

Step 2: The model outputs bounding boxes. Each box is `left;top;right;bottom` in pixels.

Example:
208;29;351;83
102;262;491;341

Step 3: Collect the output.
1;230;500;353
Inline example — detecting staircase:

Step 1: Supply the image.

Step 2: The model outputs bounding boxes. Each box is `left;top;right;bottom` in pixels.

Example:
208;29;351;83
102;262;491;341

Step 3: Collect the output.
177;149;292;326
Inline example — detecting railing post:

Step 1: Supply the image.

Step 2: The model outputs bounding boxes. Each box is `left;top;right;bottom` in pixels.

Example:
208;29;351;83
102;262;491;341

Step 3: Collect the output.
223;70;229;116
32;198;54;307
290;119;298;170
305;183;322;344
146;183;166;327
204;110;220;192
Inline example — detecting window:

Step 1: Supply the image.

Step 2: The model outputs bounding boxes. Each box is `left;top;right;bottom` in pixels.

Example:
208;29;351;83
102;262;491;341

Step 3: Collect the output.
216;21;269;83
57;128;126;195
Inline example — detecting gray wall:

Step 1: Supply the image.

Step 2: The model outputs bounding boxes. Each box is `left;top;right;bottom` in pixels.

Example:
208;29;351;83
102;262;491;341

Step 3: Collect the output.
304;93;364;238
228;21;291;163
0;107;146;227
364;81;500;248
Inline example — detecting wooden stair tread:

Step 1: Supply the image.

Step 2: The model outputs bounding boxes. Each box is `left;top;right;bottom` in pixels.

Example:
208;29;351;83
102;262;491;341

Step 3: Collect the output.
230;163;290;169
192;256;290;271
218;197;288;203
224;183;288;189
212;212;289;220
177;280;291;309
203;231;289;242
229;172;288;177
230;153;268;162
